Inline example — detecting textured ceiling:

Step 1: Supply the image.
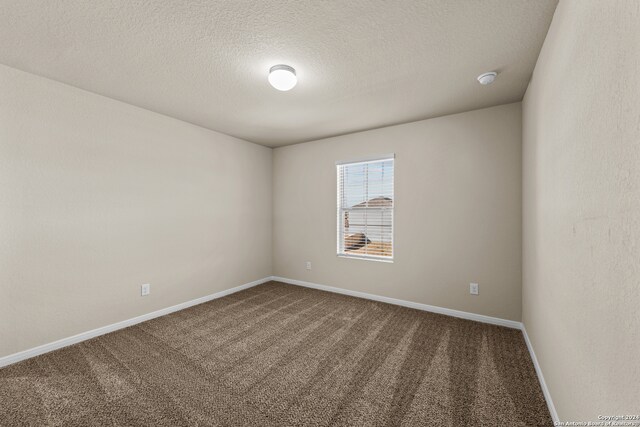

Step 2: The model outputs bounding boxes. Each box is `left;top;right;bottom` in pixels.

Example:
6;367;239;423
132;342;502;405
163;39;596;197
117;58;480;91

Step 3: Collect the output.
0;0;557;147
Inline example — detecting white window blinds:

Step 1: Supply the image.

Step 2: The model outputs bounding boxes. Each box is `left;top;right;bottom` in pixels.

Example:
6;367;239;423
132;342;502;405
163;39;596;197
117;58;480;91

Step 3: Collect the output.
337;156;394;260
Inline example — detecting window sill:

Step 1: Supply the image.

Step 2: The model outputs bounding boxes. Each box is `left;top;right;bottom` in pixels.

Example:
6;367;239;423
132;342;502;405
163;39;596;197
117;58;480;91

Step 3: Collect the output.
337;253;394;263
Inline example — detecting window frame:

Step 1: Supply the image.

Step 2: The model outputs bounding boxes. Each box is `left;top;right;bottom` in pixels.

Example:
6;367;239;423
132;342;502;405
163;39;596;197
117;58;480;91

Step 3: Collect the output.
336;154;395;263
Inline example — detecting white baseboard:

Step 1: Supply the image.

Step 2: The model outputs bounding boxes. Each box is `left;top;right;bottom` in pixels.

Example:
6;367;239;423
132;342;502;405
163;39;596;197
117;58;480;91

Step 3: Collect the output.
0;277;271;369
270;276;522;329
521;325;559;424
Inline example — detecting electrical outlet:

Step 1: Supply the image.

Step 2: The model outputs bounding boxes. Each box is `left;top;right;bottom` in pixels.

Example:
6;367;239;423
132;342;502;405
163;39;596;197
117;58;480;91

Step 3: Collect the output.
141;283;151;296
305;261;312;270
470;283;479;295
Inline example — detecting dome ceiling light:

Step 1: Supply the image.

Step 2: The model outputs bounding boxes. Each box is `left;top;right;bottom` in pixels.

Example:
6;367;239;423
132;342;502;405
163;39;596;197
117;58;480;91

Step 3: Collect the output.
268;64;297;91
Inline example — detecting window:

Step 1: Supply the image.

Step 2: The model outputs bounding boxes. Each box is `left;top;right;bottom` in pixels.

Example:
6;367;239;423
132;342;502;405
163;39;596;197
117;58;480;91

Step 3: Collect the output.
337;155;394;261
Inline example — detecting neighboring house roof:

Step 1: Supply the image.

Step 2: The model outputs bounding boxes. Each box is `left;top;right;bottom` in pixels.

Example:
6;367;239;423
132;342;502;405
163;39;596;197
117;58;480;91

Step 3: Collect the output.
352;197;393;208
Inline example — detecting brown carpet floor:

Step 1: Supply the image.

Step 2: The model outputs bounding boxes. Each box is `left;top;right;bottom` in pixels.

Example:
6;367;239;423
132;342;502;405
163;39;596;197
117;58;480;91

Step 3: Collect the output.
0;281;552;426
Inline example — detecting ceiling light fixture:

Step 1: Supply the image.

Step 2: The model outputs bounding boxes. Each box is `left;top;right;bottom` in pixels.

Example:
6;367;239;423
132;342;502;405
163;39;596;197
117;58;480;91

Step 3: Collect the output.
477;71;497;85
268;64;297;91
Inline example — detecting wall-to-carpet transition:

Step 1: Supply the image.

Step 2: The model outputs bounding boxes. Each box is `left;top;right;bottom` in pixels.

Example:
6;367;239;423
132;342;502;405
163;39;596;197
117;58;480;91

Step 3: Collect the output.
0;282;551;426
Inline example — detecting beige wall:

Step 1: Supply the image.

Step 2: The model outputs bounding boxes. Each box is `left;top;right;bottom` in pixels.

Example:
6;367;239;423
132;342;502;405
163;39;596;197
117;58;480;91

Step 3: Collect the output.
522;0;640;421
273;103;522;321
0;65;272;358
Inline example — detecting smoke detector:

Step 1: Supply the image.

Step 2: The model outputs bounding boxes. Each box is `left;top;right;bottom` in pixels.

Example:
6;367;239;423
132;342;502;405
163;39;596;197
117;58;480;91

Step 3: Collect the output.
477;72;497;85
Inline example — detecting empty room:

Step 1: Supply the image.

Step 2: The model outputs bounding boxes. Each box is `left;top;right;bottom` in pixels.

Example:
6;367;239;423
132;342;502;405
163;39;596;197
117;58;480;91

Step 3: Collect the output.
1;1;638;425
